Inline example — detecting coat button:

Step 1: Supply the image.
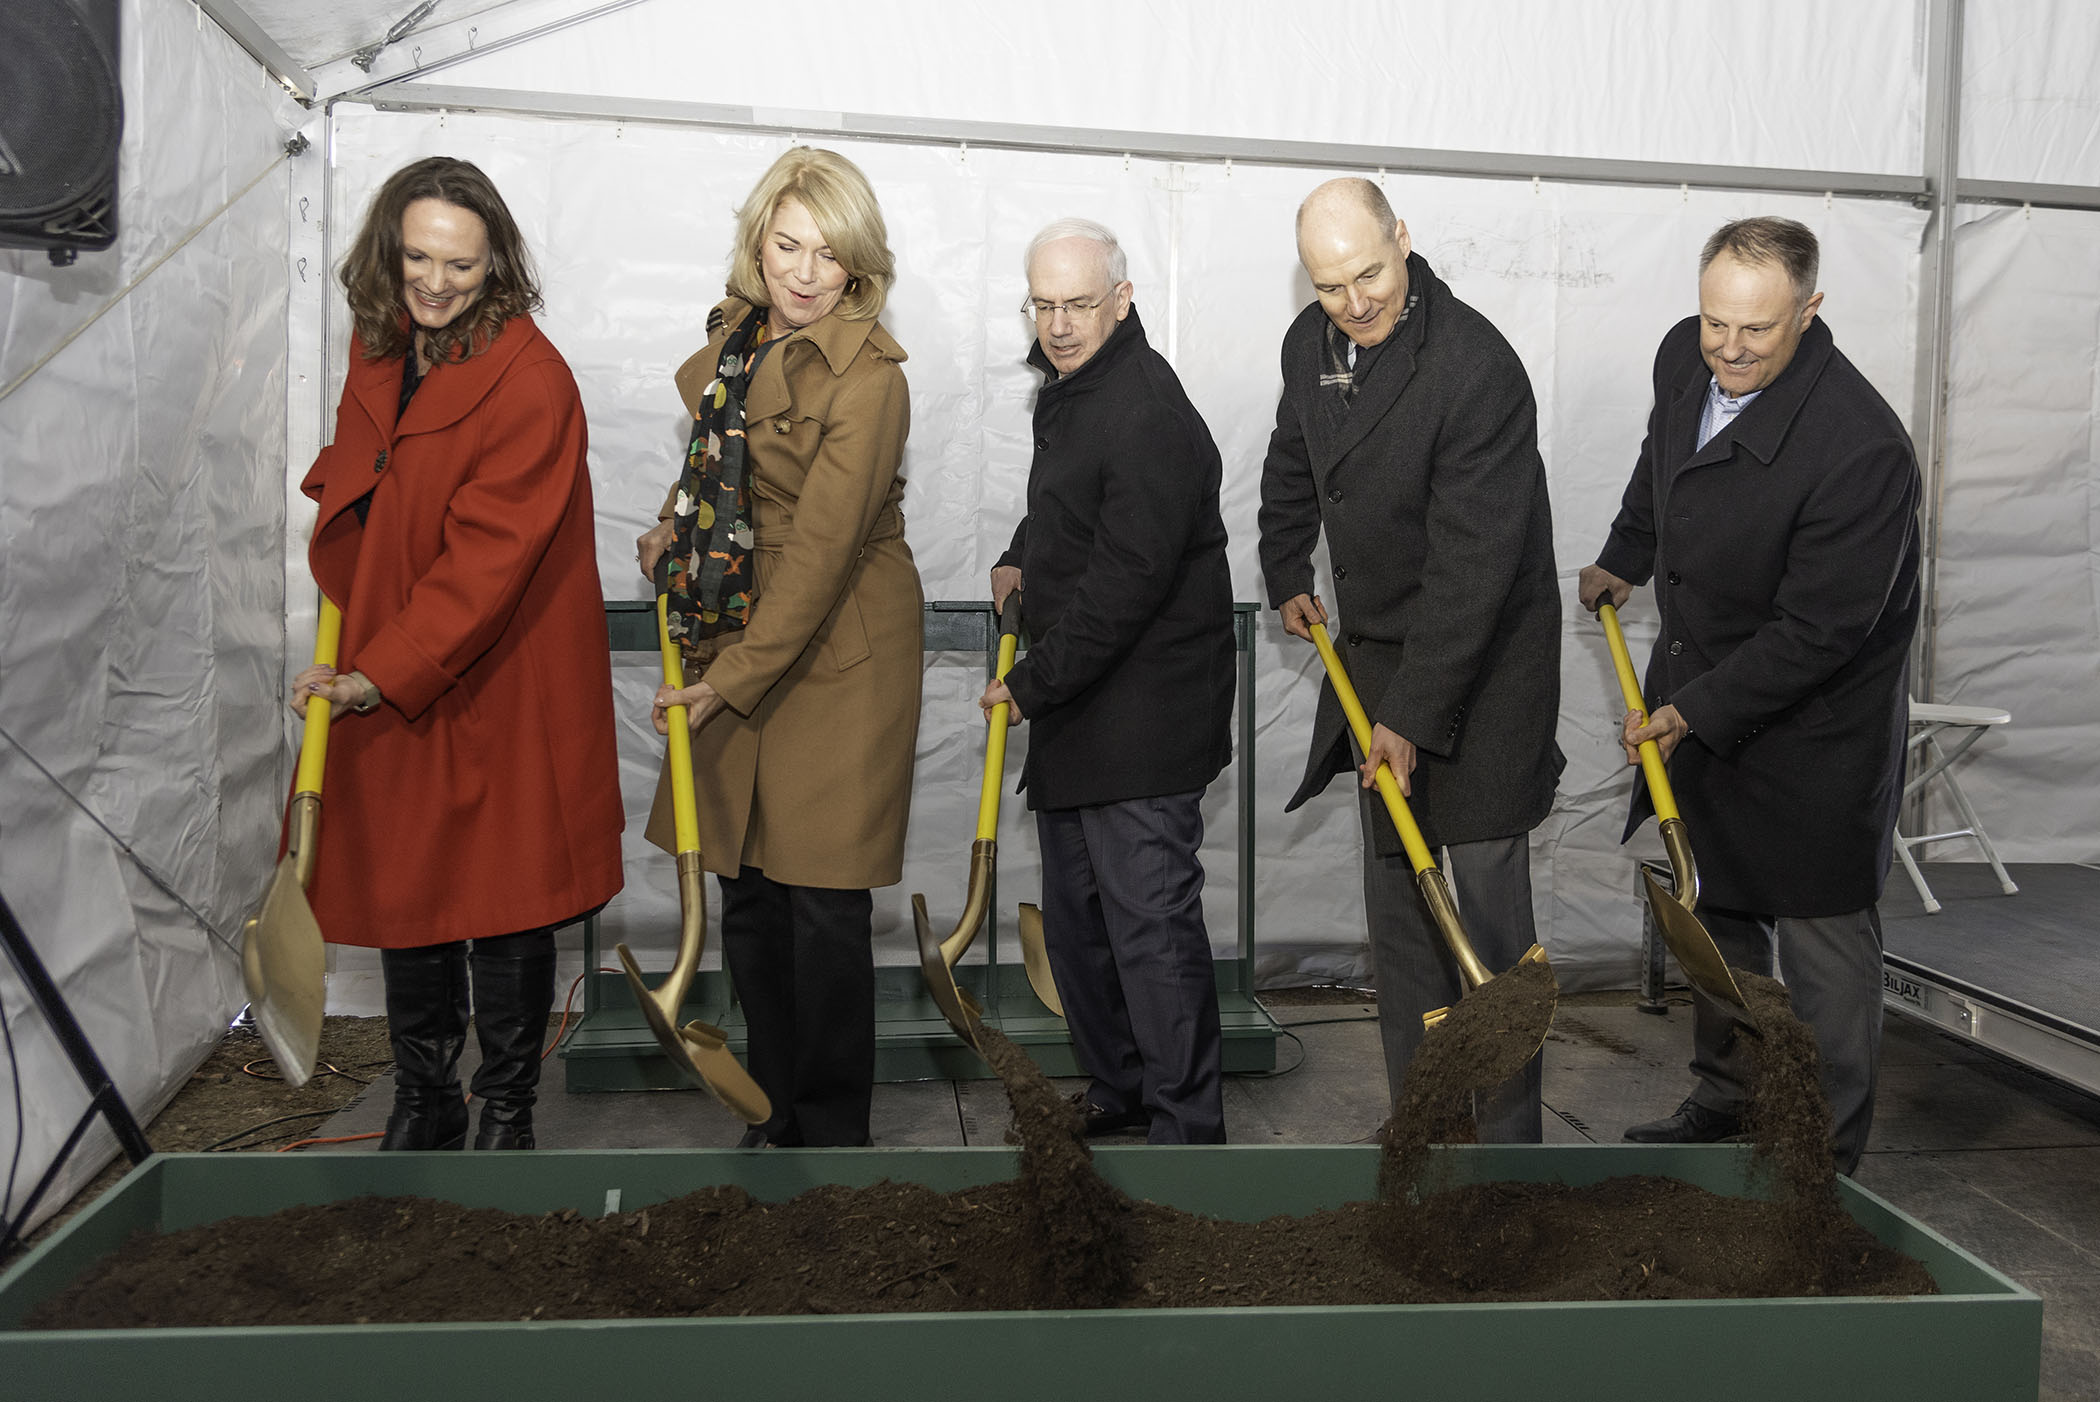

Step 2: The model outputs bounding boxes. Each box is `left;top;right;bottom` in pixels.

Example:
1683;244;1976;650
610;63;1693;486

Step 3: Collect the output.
1668;640;1683;656
1035;436;1049;450
1348;633;1364;647
373;450;387;473
772;419;792;434
1328;487;1344;503
1667;571;1681;585
1334;566;1348;581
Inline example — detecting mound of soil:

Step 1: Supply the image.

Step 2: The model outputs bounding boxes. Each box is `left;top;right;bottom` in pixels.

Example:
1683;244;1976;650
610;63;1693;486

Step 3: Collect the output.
24;969;1937;1329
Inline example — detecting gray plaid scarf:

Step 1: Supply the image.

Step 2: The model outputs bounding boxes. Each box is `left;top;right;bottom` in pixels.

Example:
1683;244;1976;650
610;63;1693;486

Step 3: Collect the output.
1319;289;1419;404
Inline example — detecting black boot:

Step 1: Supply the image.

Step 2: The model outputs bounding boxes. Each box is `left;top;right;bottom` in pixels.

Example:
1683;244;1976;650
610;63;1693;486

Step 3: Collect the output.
469;927;557;1150
378;943;470;1150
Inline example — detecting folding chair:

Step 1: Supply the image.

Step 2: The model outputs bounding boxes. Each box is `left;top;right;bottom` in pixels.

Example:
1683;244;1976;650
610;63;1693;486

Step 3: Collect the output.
1895;700;2018;914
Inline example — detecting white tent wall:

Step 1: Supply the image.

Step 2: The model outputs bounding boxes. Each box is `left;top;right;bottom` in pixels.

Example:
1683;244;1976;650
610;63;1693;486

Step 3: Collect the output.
0;1;302;1231
1925;202;2100;860
1960;1;2100;186
305;100;1924;1012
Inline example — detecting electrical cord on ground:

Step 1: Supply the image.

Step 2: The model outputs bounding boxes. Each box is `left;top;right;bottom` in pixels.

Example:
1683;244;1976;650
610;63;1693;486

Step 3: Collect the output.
1231;1027;1306;1080
202;1109;340;1152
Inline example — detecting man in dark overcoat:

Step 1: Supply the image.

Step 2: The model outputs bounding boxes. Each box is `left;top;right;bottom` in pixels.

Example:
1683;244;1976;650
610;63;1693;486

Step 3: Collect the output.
1258;179;1563;1141
1579;216;1921;1174
980;217;1235;1144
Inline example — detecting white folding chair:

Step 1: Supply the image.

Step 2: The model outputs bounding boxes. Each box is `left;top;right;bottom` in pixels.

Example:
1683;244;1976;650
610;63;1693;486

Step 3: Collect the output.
1894;700;2018;914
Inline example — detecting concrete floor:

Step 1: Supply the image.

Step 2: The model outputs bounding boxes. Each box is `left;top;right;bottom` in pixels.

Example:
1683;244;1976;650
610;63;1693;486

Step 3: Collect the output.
319;987;2100;1401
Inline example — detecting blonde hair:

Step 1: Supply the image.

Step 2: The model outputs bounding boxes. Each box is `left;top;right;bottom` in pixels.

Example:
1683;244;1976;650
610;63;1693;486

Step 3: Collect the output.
724;147;894;322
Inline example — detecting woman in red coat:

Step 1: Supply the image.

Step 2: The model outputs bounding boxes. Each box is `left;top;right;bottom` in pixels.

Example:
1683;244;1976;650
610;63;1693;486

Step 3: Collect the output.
291;157;624;1150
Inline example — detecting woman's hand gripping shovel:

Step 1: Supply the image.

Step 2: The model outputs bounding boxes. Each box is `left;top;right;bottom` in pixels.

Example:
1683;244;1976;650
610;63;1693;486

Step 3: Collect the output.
912;597;1059;1048
612;595;771;1124
1596;604;1750;1021
1308;623;1555;1082
239;598;342;1088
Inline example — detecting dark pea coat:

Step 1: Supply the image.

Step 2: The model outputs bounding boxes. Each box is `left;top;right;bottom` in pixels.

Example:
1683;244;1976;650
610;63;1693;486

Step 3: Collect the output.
301;315;625;947
1596;314;1920;917
999;306;1235;810
1258;254;1564;852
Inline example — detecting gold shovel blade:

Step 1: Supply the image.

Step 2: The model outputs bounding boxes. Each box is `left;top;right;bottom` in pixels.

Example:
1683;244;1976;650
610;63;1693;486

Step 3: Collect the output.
239;854;325;1088
912;893;985;1049
1639;868;1752;1021
1419;943;1557;1085
614;943;772;1123
1016;902;1065;1017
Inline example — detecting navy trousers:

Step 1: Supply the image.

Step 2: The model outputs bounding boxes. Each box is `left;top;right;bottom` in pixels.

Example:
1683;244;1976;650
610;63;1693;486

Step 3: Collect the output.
1035;790;1226;1144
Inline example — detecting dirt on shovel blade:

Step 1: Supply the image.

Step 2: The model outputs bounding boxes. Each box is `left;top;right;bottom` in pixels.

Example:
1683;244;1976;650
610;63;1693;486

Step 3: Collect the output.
26;982;1933;1329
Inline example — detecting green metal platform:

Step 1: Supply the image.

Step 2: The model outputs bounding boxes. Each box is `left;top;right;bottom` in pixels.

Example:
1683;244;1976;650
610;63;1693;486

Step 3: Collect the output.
0;1145;2041;1402
561;599;1279;1091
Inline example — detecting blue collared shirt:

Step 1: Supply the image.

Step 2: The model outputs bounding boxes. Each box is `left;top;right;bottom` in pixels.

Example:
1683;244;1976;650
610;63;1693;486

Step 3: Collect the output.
1697;377;1761;449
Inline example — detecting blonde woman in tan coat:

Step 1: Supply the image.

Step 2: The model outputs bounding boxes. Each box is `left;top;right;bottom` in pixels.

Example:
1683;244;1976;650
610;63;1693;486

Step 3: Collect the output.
636;148;921;1147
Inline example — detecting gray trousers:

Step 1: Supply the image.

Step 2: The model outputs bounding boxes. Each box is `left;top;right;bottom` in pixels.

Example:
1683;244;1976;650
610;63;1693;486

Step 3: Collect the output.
1036;791;1226;1144
1686;905;1884;1174
1359;797;1544;1143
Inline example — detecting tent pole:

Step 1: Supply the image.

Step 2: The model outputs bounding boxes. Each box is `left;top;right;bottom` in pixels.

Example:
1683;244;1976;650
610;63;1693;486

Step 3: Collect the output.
1911;0;1964;709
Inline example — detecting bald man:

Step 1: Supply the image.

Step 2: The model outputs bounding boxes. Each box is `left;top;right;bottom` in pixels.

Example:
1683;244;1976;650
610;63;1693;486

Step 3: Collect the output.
1258;178;1563;1142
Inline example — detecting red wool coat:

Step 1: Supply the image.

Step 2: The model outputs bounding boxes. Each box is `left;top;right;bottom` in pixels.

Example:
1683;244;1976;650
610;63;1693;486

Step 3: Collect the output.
298;314;624;948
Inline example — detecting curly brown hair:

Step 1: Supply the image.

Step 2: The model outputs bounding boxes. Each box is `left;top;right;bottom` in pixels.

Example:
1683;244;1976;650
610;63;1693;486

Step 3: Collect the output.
339;157;543;364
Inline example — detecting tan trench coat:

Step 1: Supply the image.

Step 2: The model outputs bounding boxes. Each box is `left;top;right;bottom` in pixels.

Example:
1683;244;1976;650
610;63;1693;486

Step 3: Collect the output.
646;299;923;889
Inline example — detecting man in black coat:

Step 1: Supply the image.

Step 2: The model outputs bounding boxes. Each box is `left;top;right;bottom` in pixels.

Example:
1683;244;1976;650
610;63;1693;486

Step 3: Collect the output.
1579;216;1921;1174
980;218;1234;1144
1259;179;1563;1141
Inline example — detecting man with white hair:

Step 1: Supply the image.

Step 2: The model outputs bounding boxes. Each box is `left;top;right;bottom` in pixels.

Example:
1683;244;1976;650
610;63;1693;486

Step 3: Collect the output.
979;218;1234;1144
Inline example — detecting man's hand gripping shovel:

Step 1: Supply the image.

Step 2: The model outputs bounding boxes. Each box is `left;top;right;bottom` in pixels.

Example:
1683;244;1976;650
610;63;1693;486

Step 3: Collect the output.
1596;604;1751;1022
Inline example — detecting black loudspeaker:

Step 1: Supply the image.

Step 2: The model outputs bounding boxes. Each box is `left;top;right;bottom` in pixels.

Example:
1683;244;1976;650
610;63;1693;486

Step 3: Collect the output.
0;0;122;266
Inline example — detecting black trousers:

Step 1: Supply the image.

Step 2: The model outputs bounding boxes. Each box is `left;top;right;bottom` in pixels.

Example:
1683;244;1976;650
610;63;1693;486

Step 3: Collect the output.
718;868;875;1147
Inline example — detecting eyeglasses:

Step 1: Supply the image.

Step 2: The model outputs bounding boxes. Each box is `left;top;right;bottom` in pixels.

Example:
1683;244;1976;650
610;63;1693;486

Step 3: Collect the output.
1021;294;1111;320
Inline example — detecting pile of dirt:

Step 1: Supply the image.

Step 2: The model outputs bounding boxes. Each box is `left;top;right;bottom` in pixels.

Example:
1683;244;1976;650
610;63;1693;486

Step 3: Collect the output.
1376;953;1556;1203
23;980;1937;1329
976;1025;1133;1306
1377;959;1861;1296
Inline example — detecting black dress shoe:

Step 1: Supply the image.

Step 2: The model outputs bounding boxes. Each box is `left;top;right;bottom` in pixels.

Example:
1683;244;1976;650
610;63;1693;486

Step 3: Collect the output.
1068;1090;1148;1136
1623;1097;1745;1144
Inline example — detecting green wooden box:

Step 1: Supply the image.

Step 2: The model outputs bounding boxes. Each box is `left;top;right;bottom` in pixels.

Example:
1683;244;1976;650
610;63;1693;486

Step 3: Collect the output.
0;1144;2040;1401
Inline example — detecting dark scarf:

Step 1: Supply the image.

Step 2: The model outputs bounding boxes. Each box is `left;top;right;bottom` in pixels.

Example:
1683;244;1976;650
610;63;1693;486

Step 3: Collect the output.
665;309;775;645
1319;287;1419;404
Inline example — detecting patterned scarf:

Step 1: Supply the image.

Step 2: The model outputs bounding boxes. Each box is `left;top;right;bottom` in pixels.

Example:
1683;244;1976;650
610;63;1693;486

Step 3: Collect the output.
665;309;773;645
1319;288;1419;404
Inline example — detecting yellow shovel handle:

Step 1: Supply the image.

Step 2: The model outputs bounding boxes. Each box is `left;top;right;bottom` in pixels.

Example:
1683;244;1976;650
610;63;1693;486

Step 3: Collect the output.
975;602;1023;841
658;596;701;854
1598;604;1679;823
1308;623;1437;876
293;598;343;797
